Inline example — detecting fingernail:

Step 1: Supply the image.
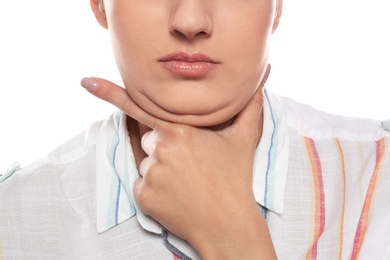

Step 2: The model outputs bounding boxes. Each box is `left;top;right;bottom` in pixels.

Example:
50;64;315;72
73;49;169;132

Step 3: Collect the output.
81;77;99;92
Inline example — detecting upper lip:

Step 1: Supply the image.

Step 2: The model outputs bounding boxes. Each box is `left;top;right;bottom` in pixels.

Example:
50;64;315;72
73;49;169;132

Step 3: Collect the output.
159;51;219;63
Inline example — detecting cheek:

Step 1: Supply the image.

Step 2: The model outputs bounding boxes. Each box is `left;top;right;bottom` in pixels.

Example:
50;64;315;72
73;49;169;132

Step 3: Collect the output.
106;4;163;72
229;3;274;51
233;18;272;60
104;2;273;126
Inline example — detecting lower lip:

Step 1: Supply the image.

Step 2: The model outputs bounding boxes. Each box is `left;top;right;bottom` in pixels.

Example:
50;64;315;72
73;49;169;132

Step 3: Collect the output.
160;61;217;77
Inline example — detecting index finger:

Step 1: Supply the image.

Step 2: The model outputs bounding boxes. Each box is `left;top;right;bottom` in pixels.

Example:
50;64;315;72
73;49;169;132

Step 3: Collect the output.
81;77;165;129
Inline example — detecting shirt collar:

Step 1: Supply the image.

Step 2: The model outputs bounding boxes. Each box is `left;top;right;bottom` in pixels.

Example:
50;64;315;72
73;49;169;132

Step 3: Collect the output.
95;110;161;234
253;89;289;214
95;88;289;234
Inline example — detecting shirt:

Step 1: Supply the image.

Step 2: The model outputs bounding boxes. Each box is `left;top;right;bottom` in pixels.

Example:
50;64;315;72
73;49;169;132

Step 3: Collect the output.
1;89;389;259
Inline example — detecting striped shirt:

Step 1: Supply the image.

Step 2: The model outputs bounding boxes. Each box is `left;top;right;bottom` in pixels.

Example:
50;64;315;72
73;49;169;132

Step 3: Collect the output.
0;89;389;259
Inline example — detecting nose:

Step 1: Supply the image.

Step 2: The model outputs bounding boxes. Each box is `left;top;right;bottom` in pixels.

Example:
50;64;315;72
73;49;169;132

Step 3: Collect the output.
169;1;213;41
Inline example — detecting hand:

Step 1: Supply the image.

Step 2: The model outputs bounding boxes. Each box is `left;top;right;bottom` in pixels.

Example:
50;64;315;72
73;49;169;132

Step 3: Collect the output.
81;77;276;259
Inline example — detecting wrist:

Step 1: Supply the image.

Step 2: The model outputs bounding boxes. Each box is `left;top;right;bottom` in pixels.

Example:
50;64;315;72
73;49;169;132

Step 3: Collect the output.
190;203;276;259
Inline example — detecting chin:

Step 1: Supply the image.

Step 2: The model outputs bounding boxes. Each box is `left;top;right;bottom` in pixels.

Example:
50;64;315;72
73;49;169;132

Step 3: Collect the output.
155;108;238;129
127;88;243;128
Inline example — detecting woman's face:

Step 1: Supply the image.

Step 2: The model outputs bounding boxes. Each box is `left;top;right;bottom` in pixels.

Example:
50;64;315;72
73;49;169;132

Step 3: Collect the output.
93;0;282;127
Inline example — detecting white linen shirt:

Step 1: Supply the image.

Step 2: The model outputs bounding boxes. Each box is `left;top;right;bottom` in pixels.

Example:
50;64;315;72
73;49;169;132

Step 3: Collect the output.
1;89;390;259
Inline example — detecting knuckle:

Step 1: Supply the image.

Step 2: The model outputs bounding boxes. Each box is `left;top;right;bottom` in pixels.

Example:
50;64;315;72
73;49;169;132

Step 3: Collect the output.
153;140;167;157
97;81;112;98
139;157;152;176
143;165;160;185
135;173;162;215
123;98;139;114
135;185;154;214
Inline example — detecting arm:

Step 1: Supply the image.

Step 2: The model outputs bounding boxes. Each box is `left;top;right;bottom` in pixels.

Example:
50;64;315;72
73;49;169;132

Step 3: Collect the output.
81;77;277;259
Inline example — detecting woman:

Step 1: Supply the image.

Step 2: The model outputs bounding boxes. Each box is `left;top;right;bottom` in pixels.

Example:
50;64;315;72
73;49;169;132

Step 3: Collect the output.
1;0;389;259
87;0;280;258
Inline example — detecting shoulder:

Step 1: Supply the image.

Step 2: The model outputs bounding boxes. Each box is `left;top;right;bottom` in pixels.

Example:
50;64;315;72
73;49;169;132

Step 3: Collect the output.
0;117;107;190
0;117;108;243
278;95;390;141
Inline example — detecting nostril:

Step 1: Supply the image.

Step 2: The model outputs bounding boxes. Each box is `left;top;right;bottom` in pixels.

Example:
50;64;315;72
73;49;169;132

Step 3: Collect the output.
171;29;209;41
194;31;209;38
172;29;187;40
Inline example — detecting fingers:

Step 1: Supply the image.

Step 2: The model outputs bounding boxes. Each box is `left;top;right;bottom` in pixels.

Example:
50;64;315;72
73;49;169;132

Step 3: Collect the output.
141;131;156;156
81;76;264;144
80;77;163;129
139;156;154;177
133;177;146;211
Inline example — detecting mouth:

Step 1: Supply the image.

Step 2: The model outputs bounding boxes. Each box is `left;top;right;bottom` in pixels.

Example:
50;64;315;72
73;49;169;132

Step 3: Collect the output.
158;51;220;78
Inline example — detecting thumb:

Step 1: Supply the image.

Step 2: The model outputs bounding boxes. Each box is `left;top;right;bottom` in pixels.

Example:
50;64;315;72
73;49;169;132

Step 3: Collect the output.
80;77;163;129
226;64;270;143
229;86;264;143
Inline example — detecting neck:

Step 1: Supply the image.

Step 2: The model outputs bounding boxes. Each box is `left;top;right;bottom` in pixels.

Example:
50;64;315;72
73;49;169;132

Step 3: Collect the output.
126;111;264;170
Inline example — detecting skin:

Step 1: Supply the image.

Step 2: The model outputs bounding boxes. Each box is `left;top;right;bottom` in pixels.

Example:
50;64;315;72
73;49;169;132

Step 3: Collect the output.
91;0;282;127
88;0;282;259
85;78;276;259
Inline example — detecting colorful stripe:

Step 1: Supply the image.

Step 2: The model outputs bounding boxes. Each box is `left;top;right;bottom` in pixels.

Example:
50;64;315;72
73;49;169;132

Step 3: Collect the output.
335;138;346;260
304;137;326;260
356;141;365;204
350;138;386;259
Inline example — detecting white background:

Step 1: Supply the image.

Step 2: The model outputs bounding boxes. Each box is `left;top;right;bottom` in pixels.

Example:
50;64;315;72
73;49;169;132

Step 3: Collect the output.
0;0;389;171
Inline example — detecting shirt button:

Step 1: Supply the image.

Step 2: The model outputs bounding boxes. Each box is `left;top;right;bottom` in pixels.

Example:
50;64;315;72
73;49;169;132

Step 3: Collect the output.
382;119;390;132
